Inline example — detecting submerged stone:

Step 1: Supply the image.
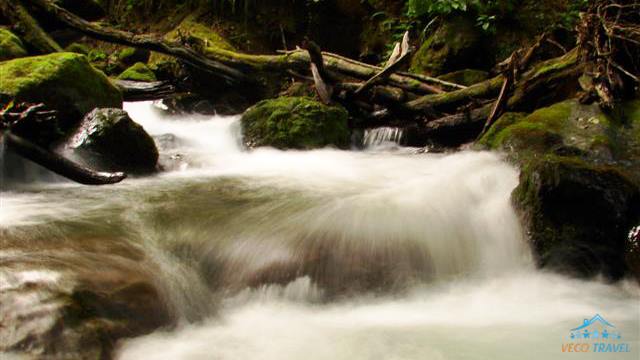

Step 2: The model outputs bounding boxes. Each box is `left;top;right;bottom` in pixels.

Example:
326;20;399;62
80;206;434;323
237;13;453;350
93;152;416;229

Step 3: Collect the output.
241;96;350;150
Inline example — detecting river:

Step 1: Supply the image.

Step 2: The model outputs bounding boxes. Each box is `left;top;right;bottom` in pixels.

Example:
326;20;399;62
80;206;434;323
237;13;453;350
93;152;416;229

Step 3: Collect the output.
1;101;638;359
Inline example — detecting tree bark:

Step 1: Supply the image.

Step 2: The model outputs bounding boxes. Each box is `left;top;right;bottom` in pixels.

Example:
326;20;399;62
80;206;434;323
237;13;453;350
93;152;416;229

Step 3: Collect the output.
113;80;176;101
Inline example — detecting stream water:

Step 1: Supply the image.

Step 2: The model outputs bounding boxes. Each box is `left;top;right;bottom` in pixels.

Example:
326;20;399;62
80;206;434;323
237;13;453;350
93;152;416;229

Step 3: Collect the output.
1;101;638;359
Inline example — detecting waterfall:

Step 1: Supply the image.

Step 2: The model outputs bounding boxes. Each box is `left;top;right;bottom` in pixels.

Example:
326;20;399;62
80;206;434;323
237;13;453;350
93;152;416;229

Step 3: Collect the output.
363;127;405;148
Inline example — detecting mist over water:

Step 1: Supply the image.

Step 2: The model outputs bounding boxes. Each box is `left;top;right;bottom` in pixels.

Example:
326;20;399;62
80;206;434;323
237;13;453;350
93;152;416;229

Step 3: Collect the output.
1;102;638;359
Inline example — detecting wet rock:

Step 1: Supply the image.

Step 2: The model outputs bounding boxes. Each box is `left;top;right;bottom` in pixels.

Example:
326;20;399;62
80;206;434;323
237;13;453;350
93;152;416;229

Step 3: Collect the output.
65;108;158;174
0;53;122;146
513;156;639;279
0;28;28;61
241;96;350;150
478;99;640;280
0;237;174;358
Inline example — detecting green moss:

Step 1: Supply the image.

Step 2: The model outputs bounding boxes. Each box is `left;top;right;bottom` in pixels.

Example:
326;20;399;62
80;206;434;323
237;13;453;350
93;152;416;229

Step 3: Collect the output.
531;48;579;78
0;52;122;121
65;42;90;55
117;62;157;82
438;69;489;86
512;152;638;279
241;97;350;150
0;28;28;61
88;49;107;62
478;100;615;157
165;15;235;52
410;16;484;76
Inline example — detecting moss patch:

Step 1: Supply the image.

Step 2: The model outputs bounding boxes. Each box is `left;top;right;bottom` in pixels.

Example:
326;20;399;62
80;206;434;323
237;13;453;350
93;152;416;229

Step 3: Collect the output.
478;100;614;160
0;53;122;142
0;28;28;61
410;16;485;76
117;62;157;82
65;42;90;55
478;97;640;280
241;97;350;150
438;69;489;86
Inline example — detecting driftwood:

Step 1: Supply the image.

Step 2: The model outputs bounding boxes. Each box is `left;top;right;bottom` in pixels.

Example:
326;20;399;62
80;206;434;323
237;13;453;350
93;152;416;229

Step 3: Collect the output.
355;32;412;96
4;132;126;185
578;0;640;109
15;0;592;145
24;0;447;98
1;103;126;185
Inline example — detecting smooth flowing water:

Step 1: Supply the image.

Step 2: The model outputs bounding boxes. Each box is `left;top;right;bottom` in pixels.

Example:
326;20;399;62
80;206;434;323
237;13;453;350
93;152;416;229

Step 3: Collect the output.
1;102;638;359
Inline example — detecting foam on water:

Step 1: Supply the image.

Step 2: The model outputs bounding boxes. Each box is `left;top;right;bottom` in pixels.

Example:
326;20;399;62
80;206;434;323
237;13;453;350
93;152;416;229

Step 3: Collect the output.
1;101;637;359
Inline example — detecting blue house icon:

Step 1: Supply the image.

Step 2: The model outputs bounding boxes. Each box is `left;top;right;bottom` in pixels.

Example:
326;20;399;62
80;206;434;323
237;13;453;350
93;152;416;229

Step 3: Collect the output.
572;314;615;331
570;314;621;340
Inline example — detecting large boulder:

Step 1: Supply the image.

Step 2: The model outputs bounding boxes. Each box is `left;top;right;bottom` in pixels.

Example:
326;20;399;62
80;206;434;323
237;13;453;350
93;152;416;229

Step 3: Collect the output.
241;97;350;150
479;99;640;280
0;235;174;358
410;16;487;76
64;108;158;174
0;28;28;61
0;53;122;145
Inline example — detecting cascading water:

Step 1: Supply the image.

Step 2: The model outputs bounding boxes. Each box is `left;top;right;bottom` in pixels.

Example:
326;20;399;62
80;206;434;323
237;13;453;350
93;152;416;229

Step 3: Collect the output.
0;101;638;359
362;127;405;148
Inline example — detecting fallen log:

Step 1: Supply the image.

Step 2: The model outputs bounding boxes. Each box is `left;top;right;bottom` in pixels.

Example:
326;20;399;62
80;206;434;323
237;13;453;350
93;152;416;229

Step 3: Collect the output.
404;76;504;112
24;0;249;84
24;0;444;98
4;132;126;185
113;80;177;101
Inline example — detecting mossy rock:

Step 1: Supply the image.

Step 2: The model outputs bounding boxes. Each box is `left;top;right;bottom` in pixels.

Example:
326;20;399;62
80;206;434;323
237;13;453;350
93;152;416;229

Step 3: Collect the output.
438;69;489;86
241;97;350;150
65;108;158;174
410;16;486;76
480;98;640;176
513;155;639;279
0;28;28;61
0;53;122;145
117;62;157;82
478;98;640;280
116;47;150;67
65;42;90;55
149;15;235;79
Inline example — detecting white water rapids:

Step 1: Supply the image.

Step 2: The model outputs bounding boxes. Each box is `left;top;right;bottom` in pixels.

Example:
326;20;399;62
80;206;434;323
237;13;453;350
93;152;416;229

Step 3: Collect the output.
1;101;638;359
